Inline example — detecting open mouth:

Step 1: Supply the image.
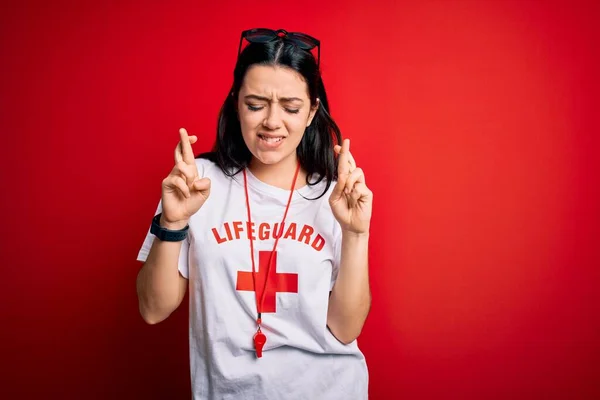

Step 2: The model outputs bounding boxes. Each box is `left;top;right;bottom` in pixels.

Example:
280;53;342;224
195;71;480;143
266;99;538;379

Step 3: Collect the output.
258;134;285;143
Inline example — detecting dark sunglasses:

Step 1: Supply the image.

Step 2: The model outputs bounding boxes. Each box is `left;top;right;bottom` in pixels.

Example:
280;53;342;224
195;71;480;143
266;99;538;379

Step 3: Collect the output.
238;28;321;67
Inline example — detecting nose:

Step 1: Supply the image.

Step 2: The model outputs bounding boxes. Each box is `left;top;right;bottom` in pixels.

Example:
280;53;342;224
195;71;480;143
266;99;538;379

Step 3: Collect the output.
263;105;282;130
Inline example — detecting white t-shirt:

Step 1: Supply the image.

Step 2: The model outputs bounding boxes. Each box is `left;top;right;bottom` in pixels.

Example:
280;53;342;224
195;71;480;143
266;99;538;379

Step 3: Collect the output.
137;157;369;399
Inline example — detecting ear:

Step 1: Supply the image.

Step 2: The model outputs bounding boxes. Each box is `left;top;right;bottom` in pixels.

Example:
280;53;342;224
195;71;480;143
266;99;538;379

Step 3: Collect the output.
307;98;320;127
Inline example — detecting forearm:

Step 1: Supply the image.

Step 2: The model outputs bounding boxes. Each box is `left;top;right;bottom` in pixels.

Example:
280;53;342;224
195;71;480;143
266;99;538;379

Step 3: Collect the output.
327;231;371;344
136;218;187;324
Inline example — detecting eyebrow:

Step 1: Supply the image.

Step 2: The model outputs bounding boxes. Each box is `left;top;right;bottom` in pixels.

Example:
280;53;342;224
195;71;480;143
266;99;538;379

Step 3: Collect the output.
244;94;304;103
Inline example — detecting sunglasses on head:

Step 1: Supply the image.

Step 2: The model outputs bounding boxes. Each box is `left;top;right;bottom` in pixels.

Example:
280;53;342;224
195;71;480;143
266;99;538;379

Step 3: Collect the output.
238;28;321;67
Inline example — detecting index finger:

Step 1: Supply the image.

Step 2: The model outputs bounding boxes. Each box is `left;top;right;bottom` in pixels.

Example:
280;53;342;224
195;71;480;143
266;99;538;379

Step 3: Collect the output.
334;143;356;172
337;138;351;177
179;127;195;164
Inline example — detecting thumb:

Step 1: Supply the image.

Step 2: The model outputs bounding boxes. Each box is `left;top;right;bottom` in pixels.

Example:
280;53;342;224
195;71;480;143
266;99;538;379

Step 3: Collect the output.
192;177;211;194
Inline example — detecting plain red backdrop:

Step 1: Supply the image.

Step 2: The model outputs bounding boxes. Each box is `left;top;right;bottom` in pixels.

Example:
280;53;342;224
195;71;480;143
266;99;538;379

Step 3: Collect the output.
1;0;598;398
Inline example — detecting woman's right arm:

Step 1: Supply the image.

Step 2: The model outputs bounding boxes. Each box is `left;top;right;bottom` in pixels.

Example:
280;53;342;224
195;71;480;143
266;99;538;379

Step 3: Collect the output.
136;128;211;324
136;217;189;324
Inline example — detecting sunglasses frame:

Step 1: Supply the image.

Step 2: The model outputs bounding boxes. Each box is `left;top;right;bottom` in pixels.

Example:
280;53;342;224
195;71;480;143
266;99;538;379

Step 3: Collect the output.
238;28;321;67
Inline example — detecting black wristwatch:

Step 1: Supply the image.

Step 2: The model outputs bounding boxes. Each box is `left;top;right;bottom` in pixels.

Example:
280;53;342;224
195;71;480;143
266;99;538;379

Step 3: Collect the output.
150;213;189;242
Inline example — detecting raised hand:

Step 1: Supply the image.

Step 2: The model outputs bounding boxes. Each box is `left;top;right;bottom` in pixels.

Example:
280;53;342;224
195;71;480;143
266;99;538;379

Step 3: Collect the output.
329;139;373;235
160;128;211;229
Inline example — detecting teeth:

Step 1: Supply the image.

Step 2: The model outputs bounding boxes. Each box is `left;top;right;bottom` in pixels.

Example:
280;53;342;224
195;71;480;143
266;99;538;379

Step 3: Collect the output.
260;136;283;143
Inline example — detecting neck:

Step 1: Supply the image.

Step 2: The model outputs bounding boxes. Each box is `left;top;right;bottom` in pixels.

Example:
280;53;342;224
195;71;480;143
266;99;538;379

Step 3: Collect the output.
248;154;306;190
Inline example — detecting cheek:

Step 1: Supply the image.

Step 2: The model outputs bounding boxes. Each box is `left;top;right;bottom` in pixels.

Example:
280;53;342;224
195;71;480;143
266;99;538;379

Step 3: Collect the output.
239;110;264;130
286;115;308;135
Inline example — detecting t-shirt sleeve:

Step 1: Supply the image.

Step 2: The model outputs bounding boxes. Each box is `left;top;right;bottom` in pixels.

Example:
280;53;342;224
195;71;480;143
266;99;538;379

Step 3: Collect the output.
136;199;190;279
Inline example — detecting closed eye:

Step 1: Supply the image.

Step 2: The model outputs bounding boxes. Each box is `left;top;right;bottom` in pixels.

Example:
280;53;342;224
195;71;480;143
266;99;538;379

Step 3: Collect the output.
246;104;300;114
247;104;264;111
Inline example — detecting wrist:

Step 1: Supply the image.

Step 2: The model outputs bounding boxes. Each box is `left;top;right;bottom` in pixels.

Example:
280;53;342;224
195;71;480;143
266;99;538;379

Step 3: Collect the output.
159;215;189;231
341;230;370;240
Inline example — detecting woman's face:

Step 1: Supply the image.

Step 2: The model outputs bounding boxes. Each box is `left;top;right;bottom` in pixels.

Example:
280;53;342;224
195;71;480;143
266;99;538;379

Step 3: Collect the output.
237;65;318;167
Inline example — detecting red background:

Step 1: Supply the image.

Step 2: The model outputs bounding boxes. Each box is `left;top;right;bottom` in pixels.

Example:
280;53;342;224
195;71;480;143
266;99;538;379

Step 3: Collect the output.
1;0;599;398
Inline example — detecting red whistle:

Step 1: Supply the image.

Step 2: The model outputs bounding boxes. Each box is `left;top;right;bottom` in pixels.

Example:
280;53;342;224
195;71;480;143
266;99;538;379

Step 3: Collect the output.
253;331;267;358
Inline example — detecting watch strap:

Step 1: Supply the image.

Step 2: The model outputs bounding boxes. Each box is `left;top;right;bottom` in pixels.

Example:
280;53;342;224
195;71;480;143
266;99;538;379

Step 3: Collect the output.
150;213;189;242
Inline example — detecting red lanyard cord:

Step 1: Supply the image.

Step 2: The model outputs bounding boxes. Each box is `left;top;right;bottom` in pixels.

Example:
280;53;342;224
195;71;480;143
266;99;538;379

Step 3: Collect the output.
242;161;301;326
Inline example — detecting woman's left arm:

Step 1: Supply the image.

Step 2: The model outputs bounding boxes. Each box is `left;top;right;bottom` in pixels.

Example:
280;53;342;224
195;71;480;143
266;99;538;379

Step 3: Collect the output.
327;231;371;344
327;138;373;344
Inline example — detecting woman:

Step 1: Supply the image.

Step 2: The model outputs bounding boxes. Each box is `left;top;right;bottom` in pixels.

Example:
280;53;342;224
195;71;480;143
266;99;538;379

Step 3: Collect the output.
136;28;373;399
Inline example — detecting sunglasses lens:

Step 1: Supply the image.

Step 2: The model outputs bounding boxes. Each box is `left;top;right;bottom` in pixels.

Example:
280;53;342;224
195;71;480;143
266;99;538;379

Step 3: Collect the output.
245;29;277;43
288;33;318;50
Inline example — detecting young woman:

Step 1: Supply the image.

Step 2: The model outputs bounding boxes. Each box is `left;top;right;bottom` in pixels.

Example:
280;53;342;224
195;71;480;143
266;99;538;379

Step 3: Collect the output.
136;28;373;399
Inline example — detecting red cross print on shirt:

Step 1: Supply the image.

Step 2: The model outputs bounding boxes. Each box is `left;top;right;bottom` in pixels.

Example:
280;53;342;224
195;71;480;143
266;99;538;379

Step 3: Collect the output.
236;251;298;313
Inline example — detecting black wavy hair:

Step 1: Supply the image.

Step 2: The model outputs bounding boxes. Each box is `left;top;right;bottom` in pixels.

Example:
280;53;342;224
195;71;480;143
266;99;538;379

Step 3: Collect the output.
197;36;342;199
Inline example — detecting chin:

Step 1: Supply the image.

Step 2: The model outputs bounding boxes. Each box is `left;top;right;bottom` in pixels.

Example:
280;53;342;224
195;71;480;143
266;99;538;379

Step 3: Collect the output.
254;152;286;166
250;143;297;166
